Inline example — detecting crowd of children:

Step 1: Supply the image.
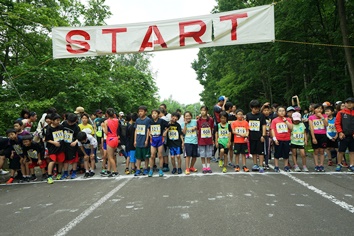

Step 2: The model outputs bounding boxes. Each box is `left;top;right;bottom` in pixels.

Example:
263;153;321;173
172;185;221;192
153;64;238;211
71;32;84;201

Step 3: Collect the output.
0;96;353;184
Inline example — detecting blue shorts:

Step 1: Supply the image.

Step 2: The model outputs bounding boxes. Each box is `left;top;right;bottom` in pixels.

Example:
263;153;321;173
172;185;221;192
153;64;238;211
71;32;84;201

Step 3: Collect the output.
84;148;97;156
151;136;163;148
103;141;107;150
169;146;182;156
129;150;136;163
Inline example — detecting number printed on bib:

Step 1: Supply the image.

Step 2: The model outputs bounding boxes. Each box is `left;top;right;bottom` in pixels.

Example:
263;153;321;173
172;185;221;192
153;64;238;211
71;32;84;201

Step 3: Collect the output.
292;133;304;142
235;127;246;135
249;120;260;131
136;125;146;135
186;127;196;137
64;131;73;143
53;130;64;142
313;119;324;130
276;122;288;133
169;130;179;140
150;125;161;136
201;127;212;138
219;129;228;139
327;124;336;133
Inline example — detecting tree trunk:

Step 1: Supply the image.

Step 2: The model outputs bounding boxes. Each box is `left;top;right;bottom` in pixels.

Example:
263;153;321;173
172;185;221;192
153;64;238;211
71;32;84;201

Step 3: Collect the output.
337;0;354;96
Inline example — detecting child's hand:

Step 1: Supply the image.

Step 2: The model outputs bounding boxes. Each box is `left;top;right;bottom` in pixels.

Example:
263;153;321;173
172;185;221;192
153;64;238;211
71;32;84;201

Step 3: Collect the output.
53;141;60;147
312;138;318;145
275;140;279;145
38;159;42;165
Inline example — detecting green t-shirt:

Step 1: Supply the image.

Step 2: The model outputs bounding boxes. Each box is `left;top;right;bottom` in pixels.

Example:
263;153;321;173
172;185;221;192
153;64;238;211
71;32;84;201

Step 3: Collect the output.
216;123;231;148
291;123;306;146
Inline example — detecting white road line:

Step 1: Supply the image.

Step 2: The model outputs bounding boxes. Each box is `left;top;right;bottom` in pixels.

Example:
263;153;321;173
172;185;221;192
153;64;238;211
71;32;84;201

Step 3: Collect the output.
268;164;354;214
54;178;130;236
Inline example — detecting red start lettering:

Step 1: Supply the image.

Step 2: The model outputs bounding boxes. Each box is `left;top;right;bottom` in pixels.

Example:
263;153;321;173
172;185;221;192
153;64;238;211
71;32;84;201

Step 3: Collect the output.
66;30;91;54
219;13;248;41
179;20;206;47
102;28;127;53
139;25;167;52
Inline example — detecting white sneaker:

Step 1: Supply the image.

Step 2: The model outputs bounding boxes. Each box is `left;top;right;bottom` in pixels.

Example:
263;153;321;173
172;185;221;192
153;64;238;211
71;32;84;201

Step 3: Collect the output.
294;165;301;172
302;166;309;172
0;169;9;175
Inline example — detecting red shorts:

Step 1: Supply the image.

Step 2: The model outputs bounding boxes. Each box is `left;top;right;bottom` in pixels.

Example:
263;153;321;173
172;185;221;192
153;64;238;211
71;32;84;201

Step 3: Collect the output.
64;153;79;164
49;152;65;163
29;159;47;169
107;137;119;148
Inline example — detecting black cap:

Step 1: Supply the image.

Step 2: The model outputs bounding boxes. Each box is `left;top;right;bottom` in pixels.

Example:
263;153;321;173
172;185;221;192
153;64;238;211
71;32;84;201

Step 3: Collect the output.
345;97;354;103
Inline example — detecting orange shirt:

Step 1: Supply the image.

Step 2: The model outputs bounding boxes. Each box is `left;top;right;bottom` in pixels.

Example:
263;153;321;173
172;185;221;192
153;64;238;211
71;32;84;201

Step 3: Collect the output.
231;120;249;143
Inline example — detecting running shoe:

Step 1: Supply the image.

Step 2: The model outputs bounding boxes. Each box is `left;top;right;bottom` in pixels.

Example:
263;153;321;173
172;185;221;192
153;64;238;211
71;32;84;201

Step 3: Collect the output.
259;167;264;173
207;167;212;173
158;169;164;177
185;168;190;175
264;165;270;170
148;169;153;177
211;157;217;163
284;166;290;172
348;165;354;172
252;164;259;171
60;173;69;180
70;173;77;179
84;172;90;178
125;168;130;175
242;166;249;172
100;170;107;175
218;160;223;168
47;177;54;184
234;165;240;172
314;166;320;172
142;169;149;175
0;169;9;175
319;166;325;172
228;162;235;168
294;165;301;172
177;168;182;174
335;164;342;172
89;172;95;177
189;167;198;172
134;169;141;176
6;177;14;184
202;168;208;174
30;175;37;181
222;167;227;173
302;165;309;172
274;166;280;172
108;172;119;177
131;169;136;174
56;174;62;180
171;168;177;174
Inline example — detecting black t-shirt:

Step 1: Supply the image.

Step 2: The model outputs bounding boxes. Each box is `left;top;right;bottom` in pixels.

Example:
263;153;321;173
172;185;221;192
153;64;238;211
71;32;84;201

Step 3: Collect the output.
45;124;64;154
246;112;266;140
126;122;136;152
0;137;9;150
150;118;168;137
62;121;80;159
9;137;24;157
167;122;183;148
22;141;44;160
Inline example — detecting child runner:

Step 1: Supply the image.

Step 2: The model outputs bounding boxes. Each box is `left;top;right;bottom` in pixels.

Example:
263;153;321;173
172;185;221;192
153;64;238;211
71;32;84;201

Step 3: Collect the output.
13;120;31;181
148;109;168;177
231;109;250;172
5;129;23;184
325;106;338;166
101;108;119;177
271;107;293;172
79;113;94;135
225;102;236;167
182;111;198;175
261;104;272;170
77;131;97;178
215;112;232;173
125;113;138;174
290;112;308;172
309;104;328;171
197;106;214;174
134;106;151;176
166;112;184;174
159;108;170;172
246;100;267;173
45;113;65;184
335;97;354;172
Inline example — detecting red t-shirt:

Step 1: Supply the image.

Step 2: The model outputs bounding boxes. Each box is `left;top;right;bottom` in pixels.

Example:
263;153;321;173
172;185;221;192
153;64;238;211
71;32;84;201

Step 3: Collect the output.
271;117;292;141
231;120;249;144
197;117;214;145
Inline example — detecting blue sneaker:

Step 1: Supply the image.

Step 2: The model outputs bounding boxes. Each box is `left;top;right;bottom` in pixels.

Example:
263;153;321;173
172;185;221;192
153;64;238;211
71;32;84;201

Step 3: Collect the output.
159;169;164;177
335;164;342;172
143;169;149;175
171;168;177;174
211;157;217;163
134;170;141;176
284;166;290;172
252;164;259;171
315;166;320;172
274;166;280;172
259;167;264;173
70;173;77;179
348;165;354;172
177;168;182;174
148;169;153;177
60;173;69;180
319;166;325;172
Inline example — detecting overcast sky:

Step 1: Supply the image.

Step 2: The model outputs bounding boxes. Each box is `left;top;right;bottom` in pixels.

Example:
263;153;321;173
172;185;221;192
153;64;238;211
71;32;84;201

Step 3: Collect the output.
103;0;217;105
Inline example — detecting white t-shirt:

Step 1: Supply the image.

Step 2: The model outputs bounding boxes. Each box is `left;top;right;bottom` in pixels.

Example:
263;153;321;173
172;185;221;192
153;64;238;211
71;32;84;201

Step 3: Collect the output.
78;134;98;149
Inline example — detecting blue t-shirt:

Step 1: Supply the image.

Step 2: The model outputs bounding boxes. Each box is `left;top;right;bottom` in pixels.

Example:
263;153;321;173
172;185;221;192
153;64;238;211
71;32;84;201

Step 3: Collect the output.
327;117;337;138
181;119;198;144
134;117;151;148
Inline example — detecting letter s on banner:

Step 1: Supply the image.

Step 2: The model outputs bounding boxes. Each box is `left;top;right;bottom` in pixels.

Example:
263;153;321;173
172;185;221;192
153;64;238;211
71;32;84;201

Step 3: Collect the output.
66;30;91;54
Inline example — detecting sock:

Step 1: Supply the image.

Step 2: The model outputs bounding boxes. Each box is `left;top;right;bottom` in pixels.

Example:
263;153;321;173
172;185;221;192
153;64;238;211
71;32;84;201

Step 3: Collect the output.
202;164;206;168
207;163;210;168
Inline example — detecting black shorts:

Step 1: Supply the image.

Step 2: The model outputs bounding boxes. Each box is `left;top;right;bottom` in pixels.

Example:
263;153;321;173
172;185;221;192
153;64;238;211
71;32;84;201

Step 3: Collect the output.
249;139;264;155
312;134;327;149
218;144;229;154
184;143;198;158
290;144;305;149
9;156;21;170
326;138;338;148
274;140;290;159
233;143;249;155
338;136;354;152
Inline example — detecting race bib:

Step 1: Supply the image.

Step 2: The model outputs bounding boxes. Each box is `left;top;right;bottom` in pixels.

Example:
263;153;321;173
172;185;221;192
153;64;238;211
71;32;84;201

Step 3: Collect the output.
150;125;161;136
235;127;246;137
136;125;146;135
249;120;260;131
53;130;64;142
96;126;102;138
276;122;288;133
292;133;304;142
13;144;23;155
168;130;178;140
218;129;229;139
27;150;38;159
327;124;336;133
186;127;196;137
201;127;212;138
64;130;73;143
313;119;324;130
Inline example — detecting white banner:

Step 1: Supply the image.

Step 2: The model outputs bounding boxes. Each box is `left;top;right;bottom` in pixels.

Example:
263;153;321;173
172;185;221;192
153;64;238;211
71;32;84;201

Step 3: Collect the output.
52;4;274;59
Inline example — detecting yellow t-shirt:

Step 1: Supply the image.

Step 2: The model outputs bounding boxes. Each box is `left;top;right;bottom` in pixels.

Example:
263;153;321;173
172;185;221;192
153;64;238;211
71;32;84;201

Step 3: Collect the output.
78;123;94;135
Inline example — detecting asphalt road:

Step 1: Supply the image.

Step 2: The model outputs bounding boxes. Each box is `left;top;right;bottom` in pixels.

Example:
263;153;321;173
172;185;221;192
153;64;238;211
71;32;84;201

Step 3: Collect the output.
1;156;354;236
